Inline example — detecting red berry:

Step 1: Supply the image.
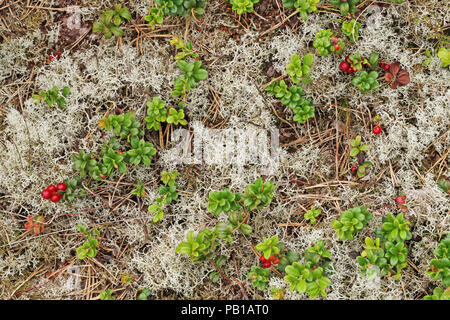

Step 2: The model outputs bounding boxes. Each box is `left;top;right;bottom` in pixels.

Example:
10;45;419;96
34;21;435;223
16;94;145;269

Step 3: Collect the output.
383;64;390;71
50;194;60;203
273;258;279;264
269;255;275;262
396;196;406;204
347;67;356;74
263;261;271;268
47;185;57;193
373;125;382;135
56;183;67;191
260;255;266;263
334;44;340;51
41;189;51;199
339;61;350;72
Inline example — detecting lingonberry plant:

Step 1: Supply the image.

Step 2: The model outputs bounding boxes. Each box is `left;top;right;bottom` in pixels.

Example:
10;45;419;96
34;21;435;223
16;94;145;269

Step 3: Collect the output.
230;0;260;15
102;147;128;175
145;97;168;131
25;215;45;235
366;52;380;70
242;178;274;210
170;36;200;62
356;237;408;280
72;150;102;180
375;213;412;243
304;240;332;272
144;5;166;30
292;98;315;124
437;47;450;69
76;225;100;260
33;86;70;109
330;0;360;16
177;178;273;264
126;137;157;166
349;135;370;158
172;60;208;98
214;209;253;243
437;177;450;194
92;4;132;39
265;80;302;108
259;253;280;269
423;287;450;300
352;71;379;93
256;235;281;260
209;255;227;283
270;287;285;299
137;288;152;300
149;170;179;223
265;80;315;124
99;111;144;141
355;161;373;179
304;206;322;225
100;289;115;300
176;229;219;262
252;239;332;298
313;29;345;56
162;0;206;17
278;251;300;273
131;181;146;197
167;105;187;125
146;0;204;29
286;53;314;84
61;177;84;202
247;266;270;291
426;234;450;287
207;188;242;216
347;53;365;72
284;262;332;299
331;206;373;241
282;0;319;21
342;19;361;42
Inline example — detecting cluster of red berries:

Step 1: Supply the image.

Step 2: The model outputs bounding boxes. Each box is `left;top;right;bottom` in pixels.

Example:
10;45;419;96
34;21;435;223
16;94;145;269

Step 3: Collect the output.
339;55;358;74
41;183;66;203
260;254;279;268
378;61;390;71
330;35;340;51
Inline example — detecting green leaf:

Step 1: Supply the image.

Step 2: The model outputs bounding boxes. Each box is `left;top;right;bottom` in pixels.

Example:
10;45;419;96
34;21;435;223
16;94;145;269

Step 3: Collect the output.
437;47;450;68
359;144;370;152
350;148;360;157
110;26;124;38
92;21;105;33
240;224;253;235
